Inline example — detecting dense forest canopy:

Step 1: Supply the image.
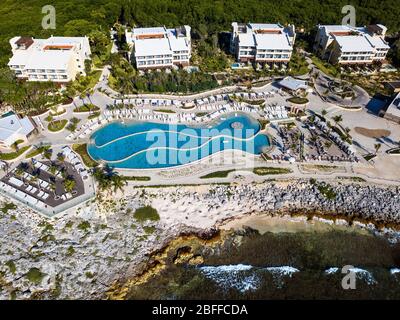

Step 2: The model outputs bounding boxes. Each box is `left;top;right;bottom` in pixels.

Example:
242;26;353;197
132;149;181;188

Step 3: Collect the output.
1;0;400;68
0;0;400;67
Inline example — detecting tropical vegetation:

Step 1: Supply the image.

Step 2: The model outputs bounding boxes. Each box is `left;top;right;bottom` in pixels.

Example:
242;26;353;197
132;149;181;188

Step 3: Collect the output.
92;165;127;194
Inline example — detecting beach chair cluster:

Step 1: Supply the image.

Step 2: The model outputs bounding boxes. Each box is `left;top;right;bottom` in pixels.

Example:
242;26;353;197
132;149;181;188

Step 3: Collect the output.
62;146;89;180
32;159;62;179
312;119;357;160
66;117;105;141
228;91;275;100
1;174;50;209
115;98;183;108
264;105;289;120
194;103;258;122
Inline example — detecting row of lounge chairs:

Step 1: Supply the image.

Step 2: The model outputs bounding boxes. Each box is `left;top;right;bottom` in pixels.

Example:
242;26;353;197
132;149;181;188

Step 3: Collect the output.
0;181;47;209
9;171;51;201
264;105;289;120
113;90;277;108
62;146;89;180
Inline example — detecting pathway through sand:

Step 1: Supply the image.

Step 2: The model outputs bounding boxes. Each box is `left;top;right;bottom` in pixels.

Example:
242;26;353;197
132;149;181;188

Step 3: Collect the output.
220;214;371;235
354;127;391;138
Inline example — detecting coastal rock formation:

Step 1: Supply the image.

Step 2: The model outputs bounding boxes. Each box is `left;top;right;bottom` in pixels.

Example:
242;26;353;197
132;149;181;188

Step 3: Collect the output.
0;179;399;300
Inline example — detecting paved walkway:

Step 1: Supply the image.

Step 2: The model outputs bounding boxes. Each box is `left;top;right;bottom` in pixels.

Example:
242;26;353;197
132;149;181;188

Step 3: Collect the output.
2;59;399;189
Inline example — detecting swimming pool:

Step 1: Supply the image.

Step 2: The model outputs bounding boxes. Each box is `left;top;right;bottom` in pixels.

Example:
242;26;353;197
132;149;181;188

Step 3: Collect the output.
87;115;270;169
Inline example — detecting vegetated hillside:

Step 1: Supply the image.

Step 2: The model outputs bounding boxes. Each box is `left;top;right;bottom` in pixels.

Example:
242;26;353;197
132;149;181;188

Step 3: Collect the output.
1;0;400;67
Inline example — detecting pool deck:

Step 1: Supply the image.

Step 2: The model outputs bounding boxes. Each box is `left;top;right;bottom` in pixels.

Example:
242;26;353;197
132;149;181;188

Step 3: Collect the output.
0;73;399;218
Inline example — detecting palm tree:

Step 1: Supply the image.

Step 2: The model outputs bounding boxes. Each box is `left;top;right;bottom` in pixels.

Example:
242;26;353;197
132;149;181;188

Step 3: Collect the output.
15;167;25;177
64;177;76;193
332;115;343;127
30;175;38;185
374;143;382;155
321;109;328;117
92;165;126;194
111;175;127;193
11;141;20;152
57;153;65;163
310;136;318;145
49;164;58;175
324;141;333;149
49;183;57;197
43;149;53;161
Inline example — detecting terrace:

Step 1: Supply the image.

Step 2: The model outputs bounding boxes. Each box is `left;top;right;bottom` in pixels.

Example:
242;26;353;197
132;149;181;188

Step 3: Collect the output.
0;146;93;216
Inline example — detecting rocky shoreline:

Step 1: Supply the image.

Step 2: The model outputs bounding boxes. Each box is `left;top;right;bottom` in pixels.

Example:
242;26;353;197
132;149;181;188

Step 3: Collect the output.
0;179;400;300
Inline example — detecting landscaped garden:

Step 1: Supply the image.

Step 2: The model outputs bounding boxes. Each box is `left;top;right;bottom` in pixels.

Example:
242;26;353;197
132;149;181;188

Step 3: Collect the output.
72;144;98;167
311;55;340;77
200;170;236;179
48;119;68;132
253;167;292;175
73;104;100;113
287;97;309;104
25;145;51;159
0;146;30;160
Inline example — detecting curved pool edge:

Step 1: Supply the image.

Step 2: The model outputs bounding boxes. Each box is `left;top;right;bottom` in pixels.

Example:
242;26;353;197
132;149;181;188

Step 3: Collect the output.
86;113;271;170
98;147;269;173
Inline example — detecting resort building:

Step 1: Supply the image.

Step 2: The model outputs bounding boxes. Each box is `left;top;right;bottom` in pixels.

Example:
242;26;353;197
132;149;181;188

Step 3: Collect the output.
384;81;400;95
8;36;92;82
313;24;390;65
125;26;191;70
278;76;309;95
0;113;35;148
382;92;400;124
230;23;296;65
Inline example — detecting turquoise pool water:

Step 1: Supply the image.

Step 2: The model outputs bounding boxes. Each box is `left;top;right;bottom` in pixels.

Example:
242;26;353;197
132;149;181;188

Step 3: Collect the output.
87;115;269;169
1;111;15;118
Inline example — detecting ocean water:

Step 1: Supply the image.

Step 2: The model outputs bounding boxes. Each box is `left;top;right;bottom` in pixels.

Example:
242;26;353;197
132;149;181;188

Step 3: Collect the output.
87;115;269;169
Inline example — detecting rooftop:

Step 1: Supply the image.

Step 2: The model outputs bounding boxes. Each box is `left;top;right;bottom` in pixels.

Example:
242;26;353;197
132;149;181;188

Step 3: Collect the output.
255;33;291;50
134;38;172;56
278;76;308;91
364;34;390;49
0;114;34;141
238;33;255;47
25;50;73;70
249;23;282;31
386;92;400;118
133;27;166;36
334;35;374;52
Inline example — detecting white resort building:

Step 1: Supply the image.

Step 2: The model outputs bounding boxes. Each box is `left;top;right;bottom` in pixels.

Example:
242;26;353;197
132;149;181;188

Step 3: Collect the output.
230;23;296;65
8;36;92;83
0;113;35;148
125;26;191;70
382;92;400;124
313;24;390;65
